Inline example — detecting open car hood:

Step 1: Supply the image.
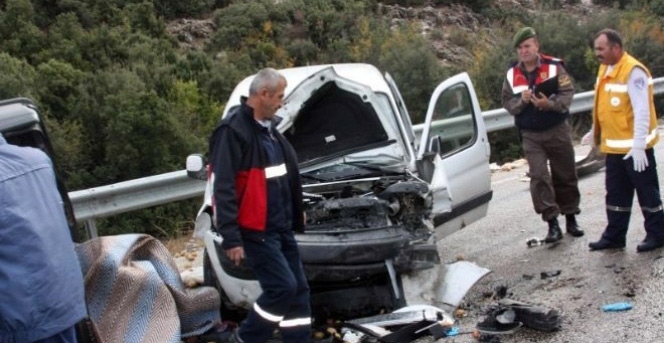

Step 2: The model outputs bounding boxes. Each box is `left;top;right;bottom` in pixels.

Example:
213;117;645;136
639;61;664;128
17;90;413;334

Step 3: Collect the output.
274;66;410;171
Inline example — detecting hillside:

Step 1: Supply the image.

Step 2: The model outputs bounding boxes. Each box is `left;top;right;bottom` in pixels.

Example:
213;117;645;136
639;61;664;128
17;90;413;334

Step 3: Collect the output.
167;0;603;71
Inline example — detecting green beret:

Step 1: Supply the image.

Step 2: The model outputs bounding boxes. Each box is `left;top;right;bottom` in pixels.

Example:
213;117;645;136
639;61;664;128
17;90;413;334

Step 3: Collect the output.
513;27;537;48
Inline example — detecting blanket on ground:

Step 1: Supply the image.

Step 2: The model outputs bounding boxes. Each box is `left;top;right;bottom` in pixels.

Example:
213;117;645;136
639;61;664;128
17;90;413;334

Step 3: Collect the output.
76;234;220;343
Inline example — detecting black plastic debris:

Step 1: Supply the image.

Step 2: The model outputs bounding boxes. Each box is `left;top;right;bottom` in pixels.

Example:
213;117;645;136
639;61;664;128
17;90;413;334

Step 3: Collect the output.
497;299;562;331
526;238;545;248
476;305;522;335
540;270;561;279
494;285;509;299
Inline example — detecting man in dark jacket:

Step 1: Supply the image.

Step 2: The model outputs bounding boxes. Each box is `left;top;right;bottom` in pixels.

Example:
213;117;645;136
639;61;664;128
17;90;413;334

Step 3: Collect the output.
0;133;87;343
501;27;584;243
209;68;311;343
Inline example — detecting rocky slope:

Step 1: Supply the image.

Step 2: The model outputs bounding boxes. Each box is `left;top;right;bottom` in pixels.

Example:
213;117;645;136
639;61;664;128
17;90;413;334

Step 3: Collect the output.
166;1;602;68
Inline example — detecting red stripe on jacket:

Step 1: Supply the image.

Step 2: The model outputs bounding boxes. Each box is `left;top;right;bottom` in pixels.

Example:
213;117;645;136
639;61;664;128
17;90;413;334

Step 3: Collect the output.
235;168;267;231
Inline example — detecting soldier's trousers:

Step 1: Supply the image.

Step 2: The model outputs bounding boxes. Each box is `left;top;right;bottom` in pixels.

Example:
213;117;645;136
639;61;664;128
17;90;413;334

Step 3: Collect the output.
521;121;580;222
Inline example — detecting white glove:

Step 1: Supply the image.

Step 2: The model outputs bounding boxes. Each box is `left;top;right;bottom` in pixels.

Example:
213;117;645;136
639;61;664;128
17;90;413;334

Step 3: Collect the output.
581;130;593;145
624;147;648;172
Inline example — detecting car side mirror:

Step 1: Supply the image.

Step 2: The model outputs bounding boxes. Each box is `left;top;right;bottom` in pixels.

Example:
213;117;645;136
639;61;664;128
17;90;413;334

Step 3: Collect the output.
416;151;437;183
186;154;207;180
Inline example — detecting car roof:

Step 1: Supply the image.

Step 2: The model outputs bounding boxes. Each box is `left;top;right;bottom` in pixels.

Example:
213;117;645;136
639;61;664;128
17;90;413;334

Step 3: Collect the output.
223;63;392;116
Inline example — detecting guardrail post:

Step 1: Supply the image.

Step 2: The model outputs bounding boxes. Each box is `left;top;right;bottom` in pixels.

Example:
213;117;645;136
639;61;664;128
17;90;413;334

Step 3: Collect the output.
85;219;98;239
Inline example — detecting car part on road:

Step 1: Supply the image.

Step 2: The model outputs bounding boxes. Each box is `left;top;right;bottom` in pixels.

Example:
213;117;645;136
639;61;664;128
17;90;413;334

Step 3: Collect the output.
343;305;457;343
437;261;492;312
475;305;522;335
497;298;562;331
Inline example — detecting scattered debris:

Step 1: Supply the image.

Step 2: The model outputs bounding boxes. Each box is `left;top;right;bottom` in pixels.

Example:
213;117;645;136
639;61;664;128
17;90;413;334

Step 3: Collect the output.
342;305;457;343
522;274;535;280
526;237;562;249
438;261;492;311
540;270;562;279
493;285;509;299
602;302;633;312
454;308;467;318
623;289;636;298
526;237;545;248
496;299;562;331
476;310;522;334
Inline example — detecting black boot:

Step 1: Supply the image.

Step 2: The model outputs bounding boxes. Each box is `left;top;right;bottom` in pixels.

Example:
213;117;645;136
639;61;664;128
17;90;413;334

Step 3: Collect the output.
565;214;584;237
544;218;563;243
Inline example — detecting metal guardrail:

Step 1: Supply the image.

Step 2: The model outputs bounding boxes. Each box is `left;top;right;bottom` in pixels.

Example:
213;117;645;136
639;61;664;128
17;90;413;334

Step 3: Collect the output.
69;78;664;237
69;170;206;237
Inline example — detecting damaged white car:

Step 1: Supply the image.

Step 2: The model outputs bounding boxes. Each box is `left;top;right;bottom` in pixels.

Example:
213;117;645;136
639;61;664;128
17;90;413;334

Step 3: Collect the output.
186;63;493;320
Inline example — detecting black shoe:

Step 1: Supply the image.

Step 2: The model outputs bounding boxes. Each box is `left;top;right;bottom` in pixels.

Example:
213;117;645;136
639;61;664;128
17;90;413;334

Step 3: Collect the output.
544;218;563;243
636;239;664;253
588;239;625;251
565;214;584;237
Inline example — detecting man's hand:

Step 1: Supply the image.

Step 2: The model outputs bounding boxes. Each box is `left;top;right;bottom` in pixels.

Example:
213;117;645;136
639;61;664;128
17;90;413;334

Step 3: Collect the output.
225;246;245;266
624;147;648;172
530;92;550;110
521;89;533;104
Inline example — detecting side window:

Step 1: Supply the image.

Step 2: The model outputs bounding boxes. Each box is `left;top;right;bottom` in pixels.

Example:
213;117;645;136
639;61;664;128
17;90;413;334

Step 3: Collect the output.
428;83;476;156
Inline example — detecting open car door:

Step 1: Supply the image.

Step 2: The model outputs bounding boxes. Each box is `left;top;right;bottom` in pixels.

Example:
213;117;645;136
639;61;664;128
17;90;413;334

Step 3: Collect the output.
416;72;492;240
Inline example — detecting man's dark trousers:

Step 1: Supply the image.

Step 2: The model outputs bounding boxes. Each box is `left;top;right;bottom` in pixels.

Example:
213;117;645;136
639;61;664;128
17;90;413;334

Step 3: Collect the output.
239;229;311;343
521;121;580;221
601;149;664;244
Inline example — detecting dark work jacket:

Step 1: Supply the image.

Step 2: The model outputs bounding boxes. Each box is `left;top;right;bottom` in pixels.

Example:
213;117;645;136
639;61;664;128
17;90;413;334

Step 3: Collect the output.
208;99;304;249
506;55;570;131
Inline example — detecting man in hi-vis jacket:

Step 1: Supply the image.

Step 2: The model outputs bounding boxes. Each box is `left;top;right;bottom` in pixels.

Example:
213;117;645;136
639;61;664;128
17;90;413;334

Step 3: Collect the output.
585;28;664;252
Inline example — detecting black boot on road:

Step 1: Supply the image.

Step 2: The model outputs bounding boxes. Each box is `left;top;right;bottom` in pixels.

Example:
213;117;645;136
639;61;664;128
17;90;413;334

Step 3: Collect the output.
544;218;563;243
565;214;584;237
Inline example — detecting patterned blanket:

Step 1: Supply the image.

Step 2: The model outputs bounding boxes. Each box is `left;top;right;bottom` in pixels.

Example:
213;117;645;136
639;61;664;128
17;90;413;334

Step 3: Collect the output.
76;234;220;343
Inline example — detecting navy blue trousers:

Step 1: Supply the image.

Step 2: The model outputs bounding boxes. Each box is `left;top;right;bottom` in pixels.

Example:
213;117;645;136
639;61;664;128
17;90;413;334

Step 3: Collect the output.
238;230;311;343
601;149;664;244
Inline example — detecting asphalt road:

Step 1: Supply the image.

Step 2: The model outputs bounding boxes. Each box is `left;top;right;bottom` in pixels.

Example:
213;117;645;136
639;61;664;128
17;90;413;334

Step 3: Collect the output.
423;137;664;342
